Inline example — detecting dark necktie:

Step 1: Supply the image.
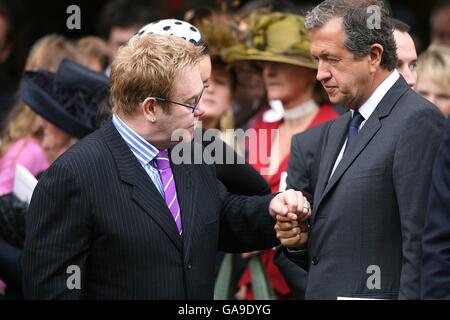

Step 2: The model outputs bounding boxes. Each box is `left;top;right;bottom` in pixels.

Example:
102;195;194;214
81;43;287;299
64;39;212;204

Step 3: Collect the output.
345;111;365;152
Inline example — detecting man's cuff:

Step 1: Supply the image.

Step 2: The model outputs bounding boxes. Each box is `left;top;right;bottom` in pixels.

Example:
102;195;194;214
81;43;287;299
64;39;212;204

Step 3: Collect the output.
284;246;307;258
286;247;307;254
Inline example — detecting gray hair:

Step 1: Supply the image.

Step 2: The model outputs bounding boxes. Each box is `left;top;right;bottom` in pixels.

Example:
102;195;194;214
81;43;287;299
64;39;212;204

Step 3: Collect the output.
305;0;397;71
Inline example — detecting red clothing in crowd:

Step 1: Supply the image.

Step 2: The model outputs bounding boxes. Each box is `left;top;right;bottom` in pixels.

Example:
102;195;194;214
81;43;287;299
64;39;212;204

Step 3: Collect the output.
239;104;339;299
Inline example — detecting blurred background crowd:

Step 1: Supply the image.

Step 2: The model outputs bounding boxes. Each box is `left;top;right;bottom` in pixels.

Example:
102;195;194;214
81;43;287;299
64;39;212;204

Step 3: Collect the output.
1;0;450;128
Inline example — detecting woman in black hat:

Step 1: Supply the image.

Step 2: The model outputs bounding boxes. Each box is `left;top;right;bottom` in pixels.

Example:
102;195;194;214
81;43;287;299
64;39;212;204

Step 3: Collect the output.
0;59;109;299
20;58;109;161
0;35;80;197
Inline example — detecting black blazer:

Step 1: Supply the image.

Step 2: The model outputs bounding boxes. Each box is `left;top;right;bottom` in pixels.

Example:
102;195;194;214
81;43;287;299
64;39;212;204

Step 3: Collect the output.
22;120;278;299
273;121;334;299
278;77;445;299
199;129;271;196
421;117;450;299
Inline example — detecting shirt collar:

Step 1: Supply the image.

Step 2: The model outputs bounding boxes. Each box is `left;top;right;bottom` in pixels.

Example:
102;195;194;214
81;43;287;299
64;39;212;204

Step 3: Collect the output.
356;69;400;121
112;114;159;167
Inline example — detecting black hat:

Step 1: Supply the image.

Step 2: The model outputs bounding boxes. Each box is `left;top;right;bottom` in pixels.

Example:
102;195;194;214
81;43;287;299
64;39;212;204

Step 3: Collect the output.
20;59;109;139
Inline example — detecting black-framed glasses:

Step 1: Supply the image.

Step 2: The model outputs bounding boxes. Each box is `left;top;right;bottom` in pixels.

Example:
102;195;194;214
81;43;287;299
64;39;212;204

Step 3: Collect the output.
154;87;205;113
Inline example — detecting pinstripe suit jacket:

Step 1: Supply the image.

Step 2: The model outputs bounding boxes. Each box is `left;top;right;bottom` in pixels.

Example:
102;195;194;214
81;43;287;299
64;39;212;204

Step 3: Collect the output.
22;120;277;299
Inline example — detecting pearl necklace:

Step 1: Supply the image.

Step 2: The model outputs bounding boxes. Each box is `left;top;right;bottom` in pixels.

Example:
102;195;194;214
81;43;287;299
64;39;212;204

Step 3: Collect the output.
283;100;319;120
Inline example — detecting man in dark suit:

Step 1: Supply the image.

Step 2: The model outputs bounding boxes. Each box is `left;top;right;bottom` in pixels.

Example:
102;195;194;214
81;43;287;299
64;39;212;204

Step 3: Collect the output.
22;34;310;299
421;117;450;299
274;0;445;299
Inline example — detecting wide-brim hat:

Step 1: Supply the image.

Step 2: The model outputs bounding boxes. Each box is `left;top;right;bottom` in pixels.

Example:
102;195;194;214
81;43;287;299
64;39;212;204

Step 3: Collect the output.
20;59;109;139
194;12;240;60
222;11;317;70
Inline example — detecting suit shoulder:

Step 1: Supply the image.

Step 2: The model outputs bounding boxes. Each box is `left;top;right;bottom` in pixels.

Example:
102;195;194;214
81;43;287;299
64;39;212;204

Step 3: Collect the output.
399;89;441;114
388;89;444;128
52;128;109;168
292;120;334;147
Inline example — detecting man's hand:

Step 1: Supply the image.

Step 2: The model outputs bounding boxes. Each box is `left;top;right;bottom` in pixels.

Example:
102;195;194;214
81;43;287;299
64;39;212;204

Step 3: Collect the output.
269;189;311;249
274;215;309;248
269;189;311;222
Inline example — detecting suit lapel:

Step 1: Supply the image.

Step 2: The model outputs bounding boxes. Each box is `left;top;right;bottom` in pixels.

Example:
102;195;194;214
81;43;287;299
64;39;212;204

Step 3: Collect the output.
312;113;350;221
319;114;381;202
313;77;410;218
102;121;183;252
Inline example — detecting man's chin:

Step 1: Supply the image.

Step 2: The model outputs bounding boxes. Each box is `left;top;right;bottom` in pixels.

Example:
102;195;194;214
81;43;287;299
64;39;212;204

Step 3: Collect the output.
329;95;343;105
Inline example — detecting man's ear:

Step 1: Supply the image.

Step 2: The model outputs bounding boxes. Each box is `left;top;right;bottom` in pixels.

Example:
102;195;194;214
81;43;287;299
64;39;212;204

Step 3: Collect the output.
141;97;158;123
368;43;384;73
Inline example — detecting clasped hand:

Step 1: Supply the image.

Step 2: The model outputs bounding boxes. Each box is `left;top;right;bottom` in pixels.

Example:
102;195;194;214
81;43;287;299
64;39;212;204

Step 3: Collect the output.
269;189;311;249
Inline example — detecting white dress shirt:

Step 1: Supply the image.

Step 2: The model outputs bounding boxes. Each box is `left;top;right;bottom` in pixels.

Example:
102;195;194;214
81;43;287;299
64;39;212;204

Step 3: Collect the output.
329;70;400;179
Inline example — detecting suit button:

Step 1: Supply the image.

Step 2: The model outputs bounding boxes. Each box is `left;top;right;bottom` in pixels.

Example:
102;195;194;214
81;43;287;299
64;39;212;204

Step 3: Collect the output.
187;264;192;270
312;257;319;265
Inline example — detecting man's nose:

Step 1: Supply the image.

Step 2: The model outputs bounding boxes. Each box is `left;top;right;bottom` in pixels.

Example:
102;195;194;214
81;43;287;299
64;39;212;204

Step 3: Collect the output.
194;103;205;117
316;61;331;82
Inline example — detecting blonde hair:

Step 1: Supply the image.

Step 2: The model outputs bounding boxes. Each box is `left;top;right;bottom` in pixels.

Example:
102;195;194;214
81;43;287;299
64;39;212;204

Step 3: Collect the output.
26;34;80;72
416;45;450;91
76;36;108;72
110;34;203;115
0;35;81;157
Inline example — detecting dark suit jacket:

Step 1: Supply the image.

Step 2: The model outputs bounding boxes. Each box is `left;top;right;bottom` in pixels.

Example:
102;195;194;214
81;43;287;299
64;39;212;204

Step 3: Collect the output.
421;117;450;299
22;120;278;299
273;121;333;299
199;130;271;196
279;77;445;299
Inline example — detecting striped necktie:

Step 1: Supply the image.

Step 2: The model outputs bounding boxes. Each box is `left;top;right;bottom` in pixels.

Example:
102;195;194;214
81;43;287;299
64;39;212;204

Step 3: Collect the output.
155;150;182;236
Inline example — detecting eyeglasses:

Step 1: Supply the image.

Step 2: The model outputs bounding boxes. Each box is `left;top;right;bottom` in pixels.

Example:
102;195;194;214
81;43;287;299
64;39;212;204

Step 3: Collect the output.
154;87;205;113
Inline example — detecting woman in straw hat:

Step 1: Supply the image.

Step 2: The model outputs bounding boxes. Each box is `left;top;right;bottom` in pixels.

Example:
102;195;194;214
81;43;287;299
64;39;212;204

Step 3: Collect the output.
223;11;340;300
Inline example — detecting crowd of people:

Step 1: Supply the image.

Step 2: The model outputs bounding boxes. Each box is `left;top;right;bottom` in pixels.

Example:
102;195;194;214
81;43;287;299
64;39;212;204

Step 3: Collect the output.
0;0;449;300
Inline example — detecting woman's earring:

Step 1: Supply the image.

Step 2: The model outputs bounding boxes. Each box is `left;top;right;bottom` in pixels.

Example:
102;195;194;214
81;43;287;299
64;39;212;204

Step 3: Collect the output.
151;118;156;123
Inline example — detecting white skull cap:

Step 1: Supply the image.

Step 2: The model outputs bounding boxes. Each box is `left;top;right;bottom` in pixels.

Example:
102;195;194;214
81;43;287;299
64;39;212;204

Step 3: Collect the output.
135;19;203;46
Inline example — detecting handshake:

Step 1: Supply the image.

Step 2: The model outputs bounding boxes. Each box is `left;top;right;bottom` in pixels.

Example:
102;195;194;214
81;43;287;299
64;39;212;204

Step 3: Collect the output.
269;189;311;249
